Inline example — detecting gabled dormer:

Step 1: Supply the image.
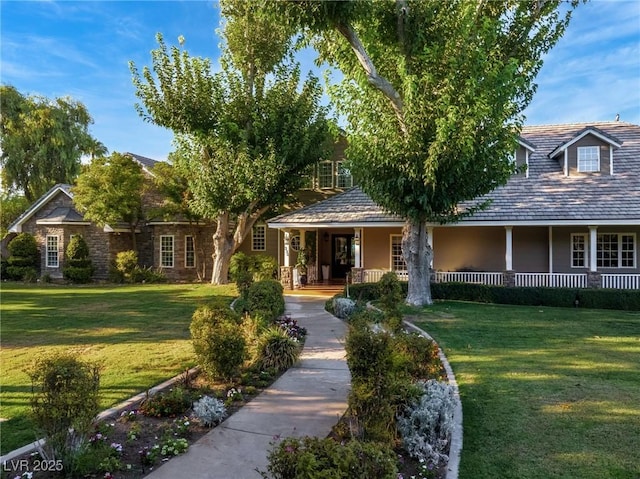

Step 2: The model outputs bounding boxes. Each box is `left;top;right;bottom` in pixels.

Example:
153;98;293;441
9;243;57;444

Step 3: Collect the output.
548;126;622;176
513;137;536;178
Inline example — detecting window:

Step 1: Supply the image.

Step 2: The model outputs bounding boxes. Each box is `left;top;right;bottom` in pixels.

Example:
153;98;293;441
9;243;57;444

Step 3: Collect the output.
571;234;587;268
336;161;353;188
252;225;266;251
390;235;407;272
185;236;195;268
46;235;59;268
577;146;600;172
597;233;636;268
290;235;301;252
160;235;174;268
318;162;334;189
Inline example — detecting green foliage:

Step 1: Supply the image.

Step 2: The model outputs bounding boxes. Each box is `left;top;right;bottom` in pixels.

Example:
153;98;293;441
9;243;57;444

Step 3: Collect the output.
0;85;105;202
345;324;412;444
129;8;331;283
393;332;442;382
246;279;285;322
190;305;246;380
63;236;94;283
113;250;138;282
72;152;146;250
230;252;255;297
139;387;192;418
255;326;300;372
27;352;100;466
431;283;640;311
378;271;403;312
0;194;29;238
264;436;398;479
6;232;38;281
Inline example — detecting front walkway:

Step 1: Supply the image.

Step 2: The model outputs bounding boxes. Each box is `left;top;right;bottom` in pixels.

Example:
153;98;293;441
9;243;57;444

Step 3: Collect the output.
145;296;350;479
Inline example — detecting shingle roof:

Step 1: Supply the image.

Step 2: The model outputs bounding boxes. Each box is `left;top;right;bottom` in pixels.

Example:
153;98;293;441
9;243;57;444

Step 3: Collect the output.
36;206;88;224
8;184;74;233
269;122;640;228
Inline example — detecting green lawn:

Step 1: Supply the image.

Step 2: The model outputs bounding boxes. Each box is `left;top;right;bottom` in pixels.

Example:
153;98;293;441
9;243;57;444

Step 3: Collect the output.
0;282;236;455
412;301;640;479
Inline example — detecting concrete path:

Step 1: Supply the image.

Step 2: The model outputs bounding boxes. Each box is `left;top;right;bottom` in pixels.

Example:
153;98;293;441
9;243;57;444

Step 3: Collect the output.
145;296;350;479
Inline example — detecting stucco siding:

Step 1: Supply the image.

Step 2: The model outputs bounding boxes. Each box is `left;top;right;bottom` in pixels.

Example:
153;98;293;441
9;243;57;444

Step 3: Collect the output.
513;227;548;272
434;227;505;272
362;227;402;270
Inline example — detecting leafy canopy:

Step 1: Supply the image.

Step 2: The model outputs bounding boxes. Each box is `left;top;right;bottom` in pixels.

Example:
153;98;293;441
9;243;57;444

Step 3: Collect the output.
0;85;105;202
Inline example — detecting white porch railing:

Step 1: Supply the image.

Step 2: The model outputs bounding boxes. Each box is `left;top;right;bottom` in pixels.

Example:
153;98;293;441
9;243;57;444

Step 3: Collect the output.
361;269;639;290
434;271;504;285
601;274;640;289
515;273;587;288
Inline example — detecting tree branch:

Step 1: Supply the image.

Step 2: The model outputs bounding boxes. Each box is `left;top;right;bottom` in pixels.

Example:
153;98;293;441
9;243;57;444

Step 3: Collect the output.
334;21;408;136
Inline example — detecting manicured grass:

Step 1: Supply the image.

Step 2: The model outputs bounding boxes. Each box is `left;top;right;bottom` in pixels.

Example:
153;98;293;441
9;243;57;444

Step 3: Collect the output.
412;301;640;479
0;282;236;455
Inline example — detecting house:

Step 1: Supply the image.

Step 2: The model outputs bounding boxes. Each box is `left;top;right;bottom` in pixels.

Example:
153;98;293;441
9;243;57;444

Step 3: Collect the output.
267;122;640;290
5;145;353;282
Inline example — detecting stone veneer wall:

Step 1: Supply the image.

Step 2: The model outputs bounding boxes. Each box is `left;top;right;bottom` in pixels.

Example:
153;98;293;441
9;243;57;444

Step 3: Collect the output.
151;224;216;282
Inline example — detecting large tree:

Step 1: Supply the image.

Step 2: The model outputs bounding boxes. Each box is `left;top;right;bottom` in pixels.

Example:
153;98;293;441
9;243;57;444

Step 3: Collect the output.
72;153;146;251
0;85;105;202
130;1;331;284
258;0;580;305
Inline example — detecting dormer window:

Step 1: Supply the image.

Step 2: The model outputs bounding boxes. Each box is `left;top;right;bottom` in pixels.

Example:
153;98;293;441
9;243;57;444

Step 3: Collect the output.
577;146;600;172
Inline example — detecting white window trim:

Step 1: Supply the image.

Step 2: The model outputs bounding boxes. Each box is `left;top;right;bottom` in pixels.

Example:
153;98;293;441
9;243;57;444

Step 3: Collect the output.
596;232;636;269
570;233;588;269
336;161;353;188
185;235;195;268
46;235;59;268
318;161;334;189
251;225;267;252
390;234;406;272
577;146;600;173
160;235;175;268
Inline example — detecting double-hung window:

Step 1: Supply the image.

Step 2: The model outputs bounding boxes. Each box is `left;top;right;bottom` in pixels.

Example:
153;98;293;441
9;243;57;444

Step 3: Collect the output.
571;234;588;268
160;235;174;268
336;161;353;188
390;235;407;272
577;146;600;172
185;236;195;268
252;225;266;251
597;233;636;268
318;162;334;189
46;235;59;268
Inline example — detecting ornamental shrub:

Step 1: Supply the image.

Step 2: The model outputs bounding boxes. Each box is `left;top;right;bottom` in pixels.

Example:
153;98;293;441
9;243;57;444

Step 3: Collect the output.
255;326;300;372
393;332;443;381
6;232;39;280
397;380;457;467
190;305;246;380
246;280;285;322
139;387;192;418
378;271;403;313
27;352;100;467
193;395;227;427
63;235;94;283
264;437;398;479
230;252;254;298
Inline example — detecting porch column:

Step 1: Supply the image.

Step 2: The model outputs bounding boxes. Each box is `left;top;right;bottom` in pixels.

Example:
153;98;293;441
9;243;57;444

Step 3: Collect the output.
427;226;434;268
588;226;601;288
283;230;291;267
353;228;361;268
548;226;553;273
589;226;597;272
280;229;293;290
299;229;306;251
505;226;513;271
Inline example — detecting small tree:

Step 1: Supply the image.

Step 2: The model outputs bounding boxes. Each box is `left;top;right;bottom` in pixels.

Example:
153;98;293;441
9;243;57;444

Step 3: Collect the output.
6;232;38;281
28;352;100;467
63;235;94;283
72;153;145;252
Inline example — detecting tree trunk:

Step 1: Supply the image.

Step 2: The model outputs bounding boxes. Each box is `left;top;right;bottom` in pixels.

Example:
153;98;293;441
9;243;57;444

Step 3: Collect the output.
402;218;433;306
211;213;234;285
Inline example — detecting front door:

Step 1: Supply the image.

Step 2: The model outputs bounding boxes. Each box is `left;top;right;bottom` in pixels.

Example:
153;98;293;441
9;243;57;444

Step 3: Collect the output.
332;234;355;280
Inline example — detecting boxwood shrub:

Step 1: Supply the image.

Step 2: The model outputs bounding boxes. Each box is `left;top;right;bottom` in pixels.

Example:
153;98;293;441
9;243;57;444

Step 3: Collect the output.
346;280;639;311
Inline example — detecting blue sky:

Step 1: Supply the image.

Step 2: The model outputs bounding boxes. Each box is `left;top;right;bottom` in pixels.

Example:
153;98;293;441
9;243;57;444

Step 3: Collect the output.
1;0;639;161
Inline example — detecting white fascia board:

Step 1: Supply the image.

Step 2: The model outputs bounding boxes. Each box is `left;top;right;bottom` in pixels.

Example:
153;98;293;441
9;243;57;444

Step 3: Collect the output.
8;186;74;233
147;221;207;226
268;218;640;229
549;128;622;158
